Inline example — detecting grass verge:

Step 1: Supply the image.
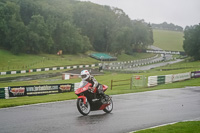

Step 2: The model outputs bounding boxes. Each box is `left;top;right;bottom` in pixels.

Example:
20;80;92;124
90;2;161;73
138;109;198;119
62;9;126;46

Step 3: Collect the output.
0;92;76;108
134;121;200;133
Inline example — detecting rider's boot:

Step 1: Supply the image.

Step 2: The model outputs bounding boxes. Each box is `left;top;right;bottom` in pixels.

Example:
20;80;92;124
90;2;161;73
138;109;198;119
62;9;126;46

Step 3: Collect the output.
98;85;109;104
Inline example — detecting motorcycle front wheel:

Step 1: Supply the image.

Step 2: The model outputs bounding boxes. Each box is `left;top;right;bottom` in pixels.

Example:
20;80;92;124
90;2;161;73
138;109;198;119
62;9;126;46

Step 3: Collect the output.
77;98;91;116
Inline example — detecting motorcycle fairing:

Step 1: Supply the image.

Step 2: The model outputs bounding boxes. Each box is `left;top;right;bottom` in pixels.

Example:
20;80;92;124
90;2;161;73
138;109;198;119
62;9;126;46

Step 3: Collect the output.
99;104;110;110
75;82;92;95
77;96;87;104
102;85;108;92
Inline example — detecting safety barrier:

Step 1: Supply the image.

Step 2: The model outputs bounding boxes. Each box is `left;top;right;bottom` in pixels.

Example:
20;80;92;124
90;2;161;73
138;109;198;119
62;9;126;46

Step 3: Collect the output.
0;88;9;99
0;88;5;99
0;84;75;99
191;71;200;78
148;72;191;87
0;64;98;76
103;55;165;70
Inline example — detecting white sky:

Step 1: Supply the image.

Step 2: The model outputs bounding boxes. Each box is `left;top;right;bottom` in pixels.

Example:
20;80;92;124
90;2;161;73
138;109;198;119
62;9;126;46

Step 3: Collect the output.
80;0;200;28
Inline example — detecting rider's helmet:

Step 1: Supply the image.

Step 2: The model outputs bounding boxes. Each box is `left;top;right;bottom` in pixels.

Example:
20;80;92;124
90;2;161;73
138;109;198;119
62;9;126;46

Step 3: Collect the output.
80;70;90;81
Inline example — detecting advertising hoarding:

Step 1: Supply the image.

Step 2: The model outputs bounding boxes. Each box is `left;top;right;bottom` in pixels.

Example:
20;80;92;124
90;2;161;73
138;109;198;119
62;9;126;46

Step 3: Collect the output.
59;85;72;92
172;72;191;82
26;85;58;95
191;71;200;78
9;87;26;97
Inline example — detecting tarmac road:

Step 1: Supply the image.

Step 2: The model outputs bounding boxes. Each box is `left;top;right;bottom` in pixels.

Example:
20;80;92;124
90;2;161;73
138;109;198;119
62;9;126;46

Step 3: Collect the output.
0;87;200;133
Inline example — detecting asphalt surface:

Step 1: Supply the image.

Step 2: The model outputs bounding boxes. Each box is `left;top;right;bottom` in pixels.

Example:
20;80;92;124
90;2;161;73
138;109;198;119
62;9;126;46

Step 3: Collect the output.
0;87;200;133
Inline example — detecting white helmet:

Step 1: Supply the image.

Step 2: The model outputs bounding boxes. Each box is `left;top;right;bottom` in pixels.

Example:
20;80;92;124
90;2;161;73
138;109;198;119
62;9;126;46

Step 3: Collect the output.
80;70;90;81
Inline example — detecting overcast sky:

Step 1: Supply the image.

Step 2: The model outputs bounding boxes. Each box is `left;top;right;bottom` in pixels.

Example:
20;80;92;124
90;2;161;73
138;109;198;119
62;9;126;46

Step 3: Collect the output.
80;0;200;28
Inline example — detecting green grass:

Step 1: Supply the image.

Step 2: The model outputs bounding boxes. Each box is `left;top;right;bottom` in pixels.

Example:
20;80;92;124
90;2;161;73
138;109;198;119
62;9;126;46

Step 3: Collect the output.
117;53;155;61
1;59;200;108
0;92;76;108
134;121;200;133
1;59;199;88
153;29;184;51
0;74;199;108
0;49;98;71
0;49;155;72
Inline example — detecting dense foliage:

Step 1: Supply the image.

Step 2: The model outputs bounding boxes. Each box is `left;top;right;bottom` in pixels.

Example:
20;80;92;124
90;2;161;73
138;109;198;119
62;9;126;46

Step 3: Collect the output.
183;24;200;60
0;0;153;55
152;22;183;32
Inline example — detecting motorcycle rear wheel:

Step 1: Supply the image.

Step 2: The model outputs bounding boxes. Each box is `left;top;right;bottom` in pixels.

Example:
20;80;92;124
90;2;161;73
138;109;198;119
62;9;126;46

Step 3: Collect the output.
103;98;113;113
77;98;91;116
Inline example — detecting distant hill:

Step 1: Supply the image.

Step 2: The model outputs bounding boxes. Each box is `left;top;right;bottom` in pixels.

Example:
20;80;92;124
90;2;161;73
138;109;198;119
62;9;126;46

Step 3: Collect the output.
153;29;184;51
151;22;183;32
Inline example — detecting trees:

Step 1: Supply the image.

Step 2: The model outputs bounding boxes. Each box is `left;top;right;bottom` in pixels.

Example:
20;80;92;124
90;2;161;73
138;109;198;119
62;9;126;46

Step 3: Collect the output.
183;24;200;60
73;2;115;52
53;21;91;54
131;20;154;51
0;1;27;54
73;3;153;55
151;22;183;31
0;0;153;55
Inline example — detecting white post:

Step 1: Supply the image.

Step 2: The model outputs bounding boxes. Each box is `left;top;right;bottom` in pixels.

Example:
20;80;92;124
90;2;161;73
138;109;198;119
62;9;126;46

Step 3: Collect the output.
5;87;9;99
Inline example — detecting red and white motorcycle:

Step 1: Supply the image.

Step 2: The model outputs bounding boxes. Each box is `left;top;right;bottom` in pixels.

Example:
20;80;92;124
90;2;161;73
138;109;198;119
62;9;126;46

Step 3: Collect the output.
75;81;113;116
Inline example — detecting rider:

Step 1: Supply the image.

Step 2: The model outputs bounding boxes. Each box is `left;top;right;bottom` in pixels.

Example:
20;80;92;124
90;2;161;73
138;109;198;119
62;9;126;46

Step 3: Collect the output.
80;70;107;103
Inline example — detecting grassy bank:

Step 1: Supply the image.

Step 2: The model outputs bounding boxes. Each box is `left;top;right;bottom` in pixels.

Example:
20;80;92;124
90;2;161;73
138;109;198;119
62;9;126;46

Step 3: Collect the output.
0;49;98;71
153;30;184;51
0;49;155;72
134;121;200;133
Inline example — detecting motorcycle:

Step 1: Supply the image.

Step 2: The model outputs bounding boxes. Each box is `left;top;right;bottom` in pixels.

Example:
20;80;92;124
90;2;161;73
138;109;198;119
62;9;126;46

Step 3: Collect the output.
75;81;113;116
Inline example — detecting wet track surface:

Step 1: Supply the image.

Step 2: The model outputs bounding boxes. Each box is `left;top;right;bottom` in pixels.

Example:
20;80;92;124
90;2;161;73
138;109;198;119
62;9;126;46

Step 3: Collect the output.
0;87;200;133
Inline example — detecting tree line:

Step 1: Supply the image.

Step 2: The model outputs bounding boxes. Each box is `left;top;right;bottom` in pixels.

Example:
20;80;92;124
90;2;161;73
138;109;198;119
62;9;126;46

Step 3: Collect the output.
0;0;154;55
151;22;183;32
183;24;200;61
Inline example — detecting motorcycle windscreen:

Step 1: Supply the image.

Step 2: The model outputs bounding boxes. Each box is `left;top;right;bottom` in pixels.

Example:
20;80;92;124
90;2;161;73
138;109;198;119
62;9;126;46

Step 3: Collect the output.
79;81;89;88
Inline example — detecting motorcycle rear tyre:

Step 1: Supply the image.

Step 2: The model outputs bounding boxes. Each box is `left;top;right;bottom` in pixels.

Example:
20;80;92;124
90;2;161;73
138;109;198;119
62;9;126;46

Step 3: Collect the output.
103;98;113;113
